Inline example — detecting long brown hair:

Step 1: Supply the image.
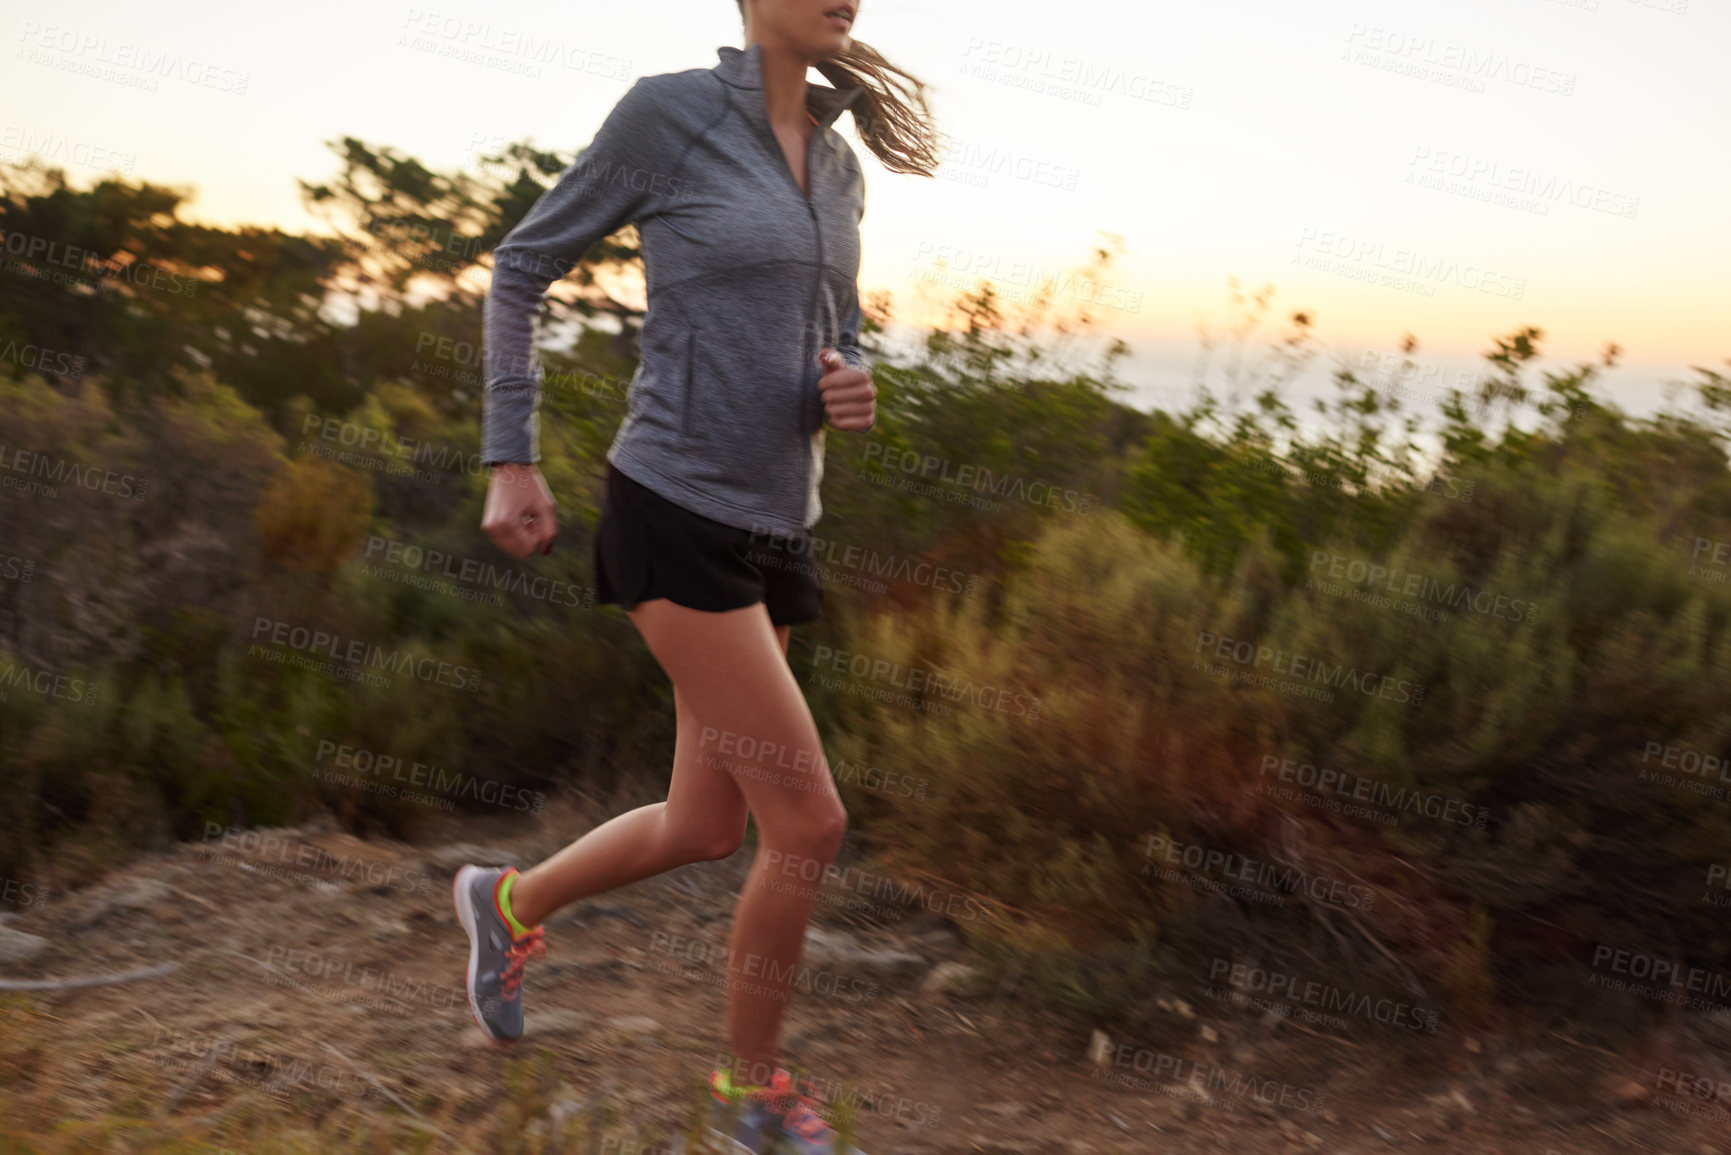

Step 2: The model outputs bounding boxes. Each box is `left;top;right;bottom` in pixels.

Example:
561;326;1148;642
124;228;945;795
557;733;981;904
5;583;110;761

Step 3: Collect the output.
735;0;941;178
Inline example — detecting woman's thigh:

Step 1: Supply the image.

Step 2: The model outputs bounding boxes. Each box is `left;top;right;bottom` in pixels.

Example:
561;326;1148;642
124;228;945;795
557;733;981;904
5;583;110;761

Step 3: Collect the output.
657;624;788;844
626;599;840;842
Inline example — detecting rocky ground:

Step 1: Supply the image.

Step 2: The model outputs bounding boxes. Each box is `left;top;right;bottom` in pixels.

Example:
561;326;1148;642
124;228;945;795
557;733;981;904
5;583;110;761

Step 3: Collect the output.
0;797;1726;1154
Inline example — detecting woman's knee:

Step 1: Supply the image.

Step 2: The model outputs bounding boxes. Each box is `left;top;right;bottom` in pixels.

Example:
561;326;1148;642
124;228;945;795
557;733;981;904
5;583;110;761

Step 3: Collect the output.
761;801;848;865
666;813;748;863
695;823;748;862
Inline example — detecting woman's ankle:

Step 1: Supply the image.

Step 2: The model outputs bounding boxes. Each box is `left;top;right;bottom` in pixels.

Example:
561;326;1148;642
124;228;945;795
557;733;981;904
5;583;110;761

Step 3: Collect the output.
501;868;546;930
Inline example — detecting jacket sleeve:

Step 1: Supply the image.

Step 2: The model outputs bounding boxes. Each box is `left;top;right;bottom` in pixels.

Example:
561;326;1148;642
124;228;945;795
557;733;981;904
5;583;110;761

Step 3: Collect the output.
834;153;874;431
833;152;871;379
482;76;669;466
835;284;869;376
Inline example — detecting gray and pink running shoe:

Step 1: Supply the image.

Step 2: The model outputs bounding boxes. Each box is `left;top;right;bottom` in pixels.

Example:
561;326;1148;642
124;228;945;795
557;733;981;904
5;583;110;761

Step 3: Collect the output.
452;864;545;1043
672;1065;866;1154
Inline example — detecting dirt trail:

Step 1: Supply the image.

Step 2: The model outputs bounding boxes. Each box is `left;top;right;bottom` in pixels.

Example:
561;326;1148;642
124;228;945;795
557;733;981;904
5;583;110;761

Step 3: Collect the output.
0;800;1722;1154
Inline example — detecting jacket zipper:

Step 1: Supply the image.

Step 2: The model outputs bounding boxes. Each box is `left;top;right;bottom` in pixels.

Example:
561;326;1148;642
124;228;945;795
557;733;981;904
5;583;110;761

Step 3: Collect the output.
796;123;824;532
804;185;823;436
681;328;696;438
745;93;827;530
748;97;826;430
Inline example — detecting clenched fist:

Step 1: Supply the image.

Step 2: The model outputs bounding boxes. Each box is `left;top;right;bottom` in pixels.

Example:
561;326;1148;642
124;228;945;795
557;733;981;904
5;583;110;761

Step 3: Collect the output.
482;462;557;558
817;347;876;432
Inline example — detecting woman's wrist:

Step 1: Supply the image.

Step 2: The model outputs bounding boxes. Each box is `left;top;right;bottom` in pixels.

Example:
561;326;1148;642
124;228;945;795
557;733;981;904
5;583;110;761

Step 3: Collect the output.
489;462;539;485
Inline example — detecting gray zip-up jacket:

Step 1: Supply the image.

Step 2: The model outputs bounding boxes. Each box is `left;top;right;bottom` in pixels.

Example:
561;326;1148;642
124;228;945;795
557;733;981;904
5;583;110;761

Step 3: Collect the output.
481;41;870;539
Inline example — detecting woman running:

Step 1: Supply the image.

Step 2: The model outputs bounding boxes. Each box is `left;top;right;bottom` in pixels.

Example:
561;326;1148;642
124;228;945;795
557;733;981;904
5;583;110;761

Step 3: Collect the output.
452;1;937;1150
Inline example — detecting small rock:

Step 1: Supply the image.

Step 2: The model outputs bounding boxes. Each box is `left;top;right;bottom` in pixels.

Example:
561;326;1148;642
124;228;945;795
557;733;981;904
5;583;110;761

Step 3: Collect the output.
69;877;174;930
1612;1077;1651;1107
979;1101;1029;1119
921;961;984;998
114;876;174;907
0;927;48;964
574;957;630;981
533;1010;590;1037
227;998;291;1030
570;902;650;930
964;1139;1040;1155
1199;1024;1219;1044
909;925;964;952
1170;998;1194;1020
605;1014;662;1035
424;844;523;875
803;926;925;976
1087;1028;1112;1066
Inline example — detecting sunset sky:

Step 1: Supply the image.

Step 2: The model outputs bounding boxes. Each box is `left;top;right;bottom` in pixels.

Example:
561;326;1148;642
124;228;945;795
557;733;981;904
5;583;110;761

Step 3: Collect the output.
5;0;1726;419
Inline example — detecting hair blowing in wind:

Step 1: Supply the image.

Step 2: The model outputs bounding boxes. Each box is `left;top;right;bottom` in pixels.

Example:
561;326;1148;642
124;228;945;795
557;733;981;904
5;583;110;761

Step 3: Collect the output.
735;0;944;177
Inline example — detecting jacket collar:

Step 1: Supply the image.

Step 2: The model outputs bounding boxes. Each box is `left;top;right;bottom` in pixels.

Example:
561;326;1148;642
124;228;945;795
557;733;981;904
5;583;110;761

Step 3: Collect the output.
715;41;865;129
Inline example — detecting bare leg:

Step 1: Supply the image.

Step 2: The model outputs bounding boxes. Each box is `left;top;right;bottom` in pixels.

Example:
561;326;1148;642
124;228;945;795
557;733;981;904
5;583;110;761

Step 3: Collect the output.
622;598;846;1084
506;619;793;928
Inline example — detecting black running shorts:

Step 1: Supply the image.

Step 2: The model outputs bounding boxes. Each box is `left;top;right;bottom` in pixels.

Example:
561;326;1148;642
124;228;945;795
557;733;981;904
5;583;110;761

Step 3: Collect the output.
593;462;824;626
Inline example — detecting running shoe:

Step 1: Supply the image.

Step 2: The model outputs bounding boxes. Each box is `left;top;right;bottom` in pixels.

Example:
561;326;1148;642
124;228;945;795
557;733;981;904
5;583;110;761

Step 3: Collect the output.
452;864;545;1042
671;1065;865;1155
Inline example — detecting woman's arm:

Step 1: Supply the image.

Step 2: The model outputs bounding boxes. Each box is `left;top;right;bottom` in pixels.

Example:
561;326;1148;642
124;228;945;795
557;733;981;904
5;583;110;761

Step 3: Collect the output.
481;76;671;468
480;76;675;557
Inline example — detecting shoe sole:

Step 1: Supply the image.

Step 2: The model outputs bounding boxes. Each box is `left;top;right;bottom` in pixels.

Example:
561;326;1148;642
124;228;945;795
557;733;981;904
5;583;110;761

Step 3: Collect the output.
452;864;517;1046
